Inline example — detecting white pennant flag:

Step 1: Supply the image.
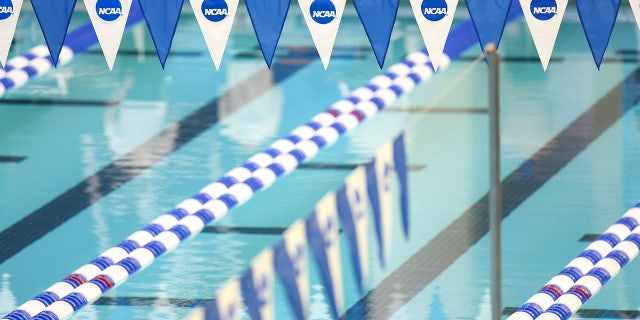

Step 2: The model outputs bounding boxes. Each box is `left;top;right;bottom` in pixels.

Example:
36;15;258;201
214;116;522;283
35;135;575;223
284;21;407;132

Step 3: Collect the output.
212;278;242;320
190;0;238;69
409;0;458;71
519;0;568;71
298;0;345;69
0;0;23;67
630;0;640;33
240;249;275;320
84;0;132;70
366;140;394;266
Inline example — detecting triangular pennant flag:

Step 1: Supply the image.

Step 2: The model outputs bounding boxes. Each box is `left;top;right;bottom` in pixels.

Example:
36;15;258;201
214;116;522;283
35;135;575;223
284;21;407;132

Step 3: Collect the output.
336;166;369;294
189;0;238;70
353;0;399;68
273;220;309;320
409;0;458;71
245;0;290;68
576;0;620;69
297;0;346;69
0;0;22;67
240;249;275;320
630;0;640;33
466;0;513;52
206;278;242;320
393;134;409;239
138;0;184;68
30;0;77;66
519;0;568;71
306;192;344;319
365;141;394;267
83;0;133;70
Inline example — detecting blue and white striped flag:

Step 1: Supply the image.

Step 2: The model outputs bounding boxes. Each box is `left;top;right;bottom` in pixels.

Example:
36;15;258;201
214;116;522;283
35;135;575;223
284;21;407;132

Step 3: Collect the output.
84;0;133;70
189;0;238;69
409;0;458;70
206;278;242;320
336;165;369;294
240;249;275;320
297;0;346;69
0;0;22;67
306;192;344;319
273;219;309;320
366;141;394;267
520;0;568;71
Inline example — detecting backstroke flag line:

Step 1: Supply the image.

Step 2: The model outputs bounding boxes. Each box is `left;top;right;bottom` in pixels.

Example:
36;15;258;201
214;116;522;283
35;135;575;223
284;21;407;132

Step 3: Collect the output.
466;0;513;52
138;0;184;68
577;0;620;69
0;0;22;67
336;165;369;294
30;0;77;66
246;0;290;68
298;0;346;69
353;0;399;68
240;249;275;320
189;0;239;69
365;141;394;267
519;0;568;71
84;0;133;70
207;278;242;320
306;192;344;319
410;0;458;71
273;220;309;320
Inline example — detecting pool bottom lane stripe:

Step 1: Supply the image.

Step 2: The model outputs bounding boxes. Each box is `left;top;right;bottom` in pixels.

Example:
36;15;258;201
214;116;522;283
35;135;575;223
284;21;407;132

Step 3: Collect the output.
0;54;315;265
342;55;640;320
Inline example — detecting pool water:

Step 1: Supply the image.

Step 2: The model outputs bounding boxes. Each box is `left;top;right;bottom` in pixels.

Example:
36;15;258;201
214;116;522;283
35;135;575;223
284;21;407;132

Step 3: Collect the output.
1;2;640;320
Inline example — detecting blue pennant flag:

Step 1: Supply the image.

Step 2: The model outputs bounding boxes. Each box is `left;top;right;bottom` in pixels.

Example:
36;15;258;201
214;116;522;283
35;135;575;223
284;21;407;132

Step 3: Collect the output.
245;0;290;68
273;220;309;320
353;0;399;68
336;166;369;294
306;193;344;319
465;0;513;52
30;0;77;66
240;249;275;320
365;141;394;267
138;0;184;68
576;0;620;69
393;134;409;239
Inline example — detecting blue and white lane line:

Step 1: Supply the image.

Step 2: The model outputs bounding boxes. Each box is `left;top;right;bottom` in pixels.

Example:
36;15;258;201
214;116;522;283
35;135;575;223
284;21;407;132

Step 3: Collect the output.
0;1;144;98
508;204;640;320
4;5;526;320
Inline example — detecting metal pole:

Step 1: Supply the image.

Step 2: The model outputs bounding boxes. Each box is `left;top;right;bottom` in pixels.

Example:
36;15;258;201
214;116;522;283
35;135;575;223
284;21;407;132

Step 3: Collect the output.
486;43;502;320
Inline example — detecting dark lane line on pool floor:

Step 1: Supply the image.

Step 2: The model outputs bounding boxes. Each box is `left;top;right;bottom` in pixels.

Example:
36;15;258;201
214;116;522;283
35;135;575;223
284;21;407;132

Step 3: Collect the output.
0;98;121;107
93;296;210;308
342;60;640;319
0;156;26;163
384;106;488;114
86;49;205;57
0;50;316;265
298;163;426;171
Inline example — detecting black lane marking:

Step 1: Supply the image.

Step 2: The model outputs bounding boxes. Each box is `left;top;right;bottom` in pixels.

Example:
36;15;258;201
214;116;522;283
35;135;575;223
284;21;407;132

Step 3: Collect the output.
579;234;601;242
0;51;316;265
201;226;288;235
384;107;488;114
298;163;426;171
0;156;26;163
0;98;120;107
342;59;640;320
94;296;210;308
458;56;565;63
503;306;640;318
86;49;204;57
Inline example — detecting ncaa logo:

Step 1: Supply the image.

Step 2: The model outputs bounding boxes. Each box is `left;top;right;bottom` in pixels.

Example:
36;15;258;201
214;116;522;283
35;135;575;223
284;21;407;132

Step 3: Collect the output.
530;0;557;21
310;0;336;25
96;0;123;22
0;0;13;21
421;0;447;22
201;0;228;22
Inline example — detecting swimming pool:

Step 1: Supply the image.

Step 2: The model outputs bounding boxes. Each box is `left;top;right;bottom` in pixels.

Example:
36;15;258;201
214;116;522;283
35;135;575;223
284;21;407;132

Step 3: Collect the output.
1;2;640;319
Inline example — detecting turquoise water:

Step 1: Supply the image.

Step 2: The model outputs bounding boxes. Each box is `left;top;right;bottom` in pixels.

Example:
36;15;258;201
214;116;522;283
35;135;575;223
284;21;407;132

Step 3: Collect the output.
1;3;640;320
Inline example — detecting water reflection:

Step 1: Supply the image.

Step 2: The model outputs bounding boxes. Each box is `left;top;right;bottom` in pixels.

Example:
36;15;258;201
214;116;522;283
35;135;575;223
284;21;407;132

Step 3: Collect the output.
0;274;16;314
